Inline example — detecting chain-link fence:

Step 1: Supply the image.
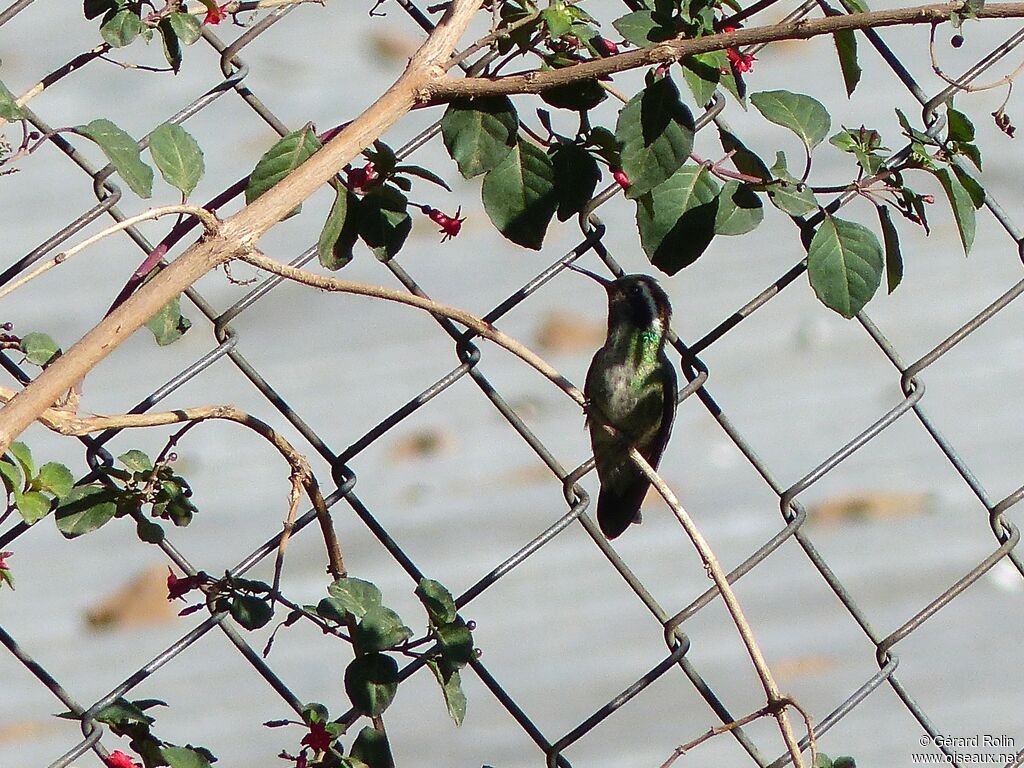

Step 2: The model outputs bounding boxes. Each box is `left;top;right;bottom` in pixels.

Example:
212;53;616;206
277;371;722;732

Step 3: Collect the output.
1;0;1024;766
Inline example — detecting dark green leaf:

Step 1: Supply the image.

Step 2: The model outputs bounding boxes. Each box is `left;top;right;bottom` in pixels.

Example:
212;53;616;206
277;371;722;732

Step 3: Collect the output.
440;97;518;179
350;726;394;768
76;118;153;198
947;107;975;143
807;215;883;317
84;0;119;20
318;185;359;270
415;578;457;624
96;697;157;727
160;745;212;768
55;485;119;538
814;755;834;768
100;9;143;47
118;449;154;473
541;77;606;112
958;141;982;170
158;17;182;72
245;124;322;209
481;139;557;250
354;606;413;652
551;144;599;221
767;152;818;217
750;90;831;151
951;163;985;208
615;76;694;199
437;618;475;667
316;597;350;624
358;185;411;262
933;167;975;254
0;79;24;121
427;659;467;726
145;294;192;346
168;11;202;45
681;52;726;108
20;332;60;366
841;0;868;11
393;164;451;191
344;653;400;716
717;127;771;181
15;490;51;524
327;577;382;619
149;122;204;197
833;29;861;97
636;165;719;274
35;462;74;499
714;181;763;235
832;757;857;768
8;442;33;479
231;594;273;630
877;205;902;294
611;11;674;47
137;517;165;543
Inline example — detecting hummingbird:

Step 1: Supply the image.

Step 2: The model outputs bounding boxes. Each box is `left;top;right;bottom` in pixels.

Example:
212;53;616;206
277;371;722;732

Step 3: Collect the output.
568;263;678;539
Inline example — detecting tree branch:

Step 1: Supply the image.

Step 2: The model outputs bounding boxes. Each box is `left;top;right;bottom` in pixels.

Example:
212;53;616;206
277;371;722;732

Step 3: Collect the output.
427;1;1024;100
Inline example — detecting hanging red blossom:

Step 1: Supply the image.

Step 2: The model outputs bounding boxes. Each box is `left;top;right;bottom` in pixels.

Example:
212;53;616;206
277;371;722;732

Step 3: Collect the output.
106;751;141;768
421;206;465;242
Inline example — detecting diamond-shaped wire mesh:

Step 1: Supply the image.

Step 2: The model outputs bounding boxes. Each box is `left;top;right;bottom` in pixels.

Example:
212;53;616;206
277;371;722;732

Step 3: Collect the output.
1;0;1024;766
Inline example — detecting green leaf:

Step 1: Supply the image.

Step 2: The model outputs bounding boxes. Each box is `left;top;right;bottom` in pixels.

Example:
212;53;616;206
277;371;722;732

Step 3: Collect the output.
8;442;34;479
118;449;154;473
0;79;24;121
841;0;868;11
0;460;21;495
541;77;606;112
951;163;985;208
84;0;119;20
714;181;763;235
20;332;60;366
158;17;183;72
15;490;51;524
354;606;413;652
344;653;400;716
550;143;599;222
231;594;274;630
393;164;451;191
76;118;153;198
636;165;719;275
416;578;457;625
168;11;202;45
427;659;467;726
814;755;834;768
440;97;518;179
541;4;573;37
932;167;975;254
717;127;771;181
481;139;557;250
832;757;857;768
767;152;818;217
35;462;74;499
750;90;831;151
833;28;861;96
160;746;212;768
145;294;192;346
615;76;695;199
318;185;359;270
100;8;143;48
55;485;119;538
611;11;674;47
437;617;475;667
878;206;902;294
947;107;975;143
806;215;883;317
350;726;394;768
149;123;204;197
681;52;726;107
245;124;323;208
358;185;411;262
137;517;165;543
327;577;382;619
95;697;158;727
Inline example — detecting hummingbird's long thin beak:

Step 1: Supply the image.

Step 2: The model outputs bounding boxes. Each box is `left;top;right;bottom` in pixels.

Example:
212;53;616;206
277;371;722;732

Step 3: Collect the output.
566;262;614;288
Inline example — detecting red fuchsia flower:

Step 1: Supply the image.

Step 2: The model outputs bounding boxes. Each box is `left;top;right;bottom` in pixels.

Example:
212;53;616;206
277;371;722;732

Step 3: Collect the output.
421;205;465;242
300;721;333;753
106;751;141;768
920;194;935;204
345;162;378;192
611;169;630;190
726;47;756;73
203;2;229;25
166;567;203;602
0;551;11;570
593;37;619;56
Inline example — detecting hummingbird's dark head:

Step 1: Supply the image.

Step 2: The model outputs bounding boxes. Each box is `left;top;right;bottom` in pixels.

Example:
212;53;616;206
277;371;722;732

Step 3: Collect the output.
606;274;672;334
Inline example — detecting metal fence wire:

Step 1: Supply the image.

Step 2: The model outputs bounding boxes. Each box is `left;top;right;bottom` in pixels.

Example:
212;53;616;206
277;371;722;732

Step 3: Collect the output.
1;0;1024;766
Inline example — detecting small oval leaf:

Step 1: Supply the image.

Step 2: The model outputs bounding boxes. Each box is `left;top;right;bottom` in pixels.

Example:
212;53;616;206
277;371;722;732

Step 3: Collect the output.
751;90;831;151
807;215;883;318
481;139;557;250
441;97;518;179
149;122;204;197
245;124;323;207
76;118;154;198
344;654;399;716
55;485;119;538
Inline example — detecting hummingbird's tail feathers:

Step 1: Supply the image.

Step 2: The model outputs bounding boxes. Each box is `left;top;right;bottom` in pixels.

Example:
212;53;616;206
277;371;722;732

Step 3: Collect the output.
597;480;648;539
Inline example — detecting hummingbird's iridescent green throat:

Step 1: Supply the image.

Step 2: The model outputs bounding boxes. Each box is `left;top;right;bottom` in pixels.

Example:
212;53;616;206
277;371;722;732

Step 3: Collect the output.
569;263;678;539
